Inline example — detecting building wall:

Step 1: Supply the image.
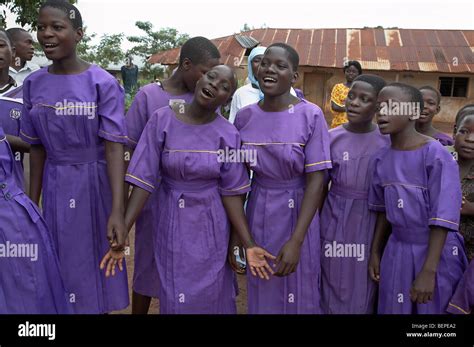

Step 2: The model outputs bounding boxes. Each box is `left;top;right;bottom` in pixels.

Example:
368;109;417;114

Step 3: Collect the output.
304;68;474;124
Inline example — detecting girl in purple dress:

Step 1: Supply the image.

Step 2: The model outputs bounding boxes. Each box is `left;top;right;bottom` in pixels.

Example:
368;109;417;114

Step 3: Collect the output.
447;105;474;314
368;83;467;314
320;74;389;314
415;86;453;146
103;65;275;313
125;37;220;314
20;1;129;313
0;126;71;313
234;43;331;314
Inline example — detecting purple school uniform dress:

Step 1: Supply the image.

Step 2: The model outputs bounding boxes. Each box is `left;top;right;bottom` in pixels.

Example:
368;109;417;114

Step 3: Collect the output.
235;99;332;314
368;140;468;314
0;126;71;313
447;261;474;314
126;106;250;314
320;125;390;314
19;65;129;314
0;95;24;188
126;82;193;298
434;132;454;146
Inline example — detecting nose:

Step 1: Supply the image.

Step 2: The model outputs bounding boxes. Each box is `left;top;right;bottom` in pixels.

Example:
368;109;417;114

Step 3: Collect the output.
466;133;474;142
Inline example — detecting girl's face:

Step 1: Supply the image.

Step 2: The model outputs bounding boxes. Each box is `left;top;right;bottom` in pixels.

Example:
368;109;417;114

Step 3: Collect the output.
257;46;298;97
455;114;474;160
250;54;263;78
417;89;440;125
0;33;13;71
182;57;220;93
345;81;378;125
376;86;413;135
37;6;83;61
194;65;235;110
344;65;360;83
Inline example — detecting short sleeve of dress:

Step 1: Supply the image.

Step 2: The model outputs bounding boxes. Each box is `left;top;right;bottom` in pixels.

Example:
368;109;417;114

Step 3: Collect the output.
98;78;127;144
427;145;462;231
125;110;163;193
218;129;251;196
304;106;332;173
125;88;149;149
368;155;386;212
19;78;42;145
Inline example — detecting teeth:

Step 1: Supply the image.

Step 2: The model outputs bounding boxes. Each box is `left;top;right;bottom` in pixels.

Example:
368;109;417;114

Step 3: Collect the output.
44;43;57;48
203;88;214;98
264;77;276;82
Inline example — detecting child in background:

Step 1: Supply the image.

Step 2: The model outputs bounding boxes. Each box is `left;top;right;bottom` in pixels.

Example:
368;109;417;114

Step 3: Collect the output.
320;74;389;314
20;0;129;313
125;36;220;314
368;83;467;314
6;28;39;85
447;105;474;314
416;86;453;146
235;43;331;313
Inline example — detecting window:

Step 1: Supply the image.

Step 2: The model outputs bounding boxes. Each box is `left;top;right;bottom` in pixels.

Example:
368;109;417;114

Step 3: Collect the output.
438;77;469;97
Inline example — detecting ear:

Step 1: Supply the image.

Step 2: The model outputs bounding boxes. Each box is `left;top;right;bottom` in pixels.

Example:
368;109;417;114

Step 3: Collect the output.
435;104;441;115
291;71;299;85
75;27;84;44
182;57;192;71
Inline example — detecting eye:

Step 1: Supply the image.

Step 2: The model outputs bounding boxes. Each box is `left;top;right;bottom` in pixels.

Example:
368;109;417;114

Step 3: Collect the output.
53;25;63;30
207;72;215;79
260;60;267;67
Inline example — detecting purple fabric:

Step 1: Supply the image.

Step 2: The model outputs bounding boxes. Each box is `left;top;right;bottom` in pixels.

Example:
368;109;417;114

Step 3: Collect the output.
126;82;193;298
235;100;332;314
320;125;390;313
434;132;454;146
0;126;71;313
0;96;25;189
126;106;250;313
368;140;468;314
19;65;129;313
447;260;474;314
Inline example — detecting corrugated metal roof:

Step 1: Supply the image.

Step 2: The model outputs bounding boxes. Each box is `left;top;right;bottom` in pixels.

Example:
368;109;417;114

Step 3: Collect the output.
148;28;474;73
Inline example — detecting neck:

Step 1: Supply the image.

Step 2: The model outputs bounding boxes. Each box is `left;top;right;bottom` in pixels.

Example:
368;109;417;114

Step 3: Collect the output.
163;69;189;94
187;101;215;123
344;120;375;133
50;53;84;74
415;121;436;134
10;59;26;71
261;91;295;112
390;124;420;150
458;156;473;168
0;68;10;86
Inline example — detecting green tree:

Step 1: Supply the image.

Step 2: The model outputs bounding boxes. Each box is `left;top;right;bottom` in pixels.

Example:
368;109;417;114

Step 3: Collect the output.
0;0;77;28
127;21;189;81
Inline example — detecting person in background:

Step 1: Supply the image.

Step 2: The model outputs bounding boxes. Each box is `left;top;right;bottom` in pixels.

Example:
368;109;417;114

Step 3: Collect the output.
7;28;39;86
121;56;138;95
330;60;362;129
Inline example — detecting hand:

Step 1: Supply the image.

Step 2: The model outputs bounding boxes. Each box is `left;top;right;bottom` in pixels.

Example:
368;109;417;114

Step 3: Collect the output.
246;246;276;280
107;210;127;251
368;252;381;282
461;196;474;216
100;248;125;277
410;269;436;304
274;239;301;277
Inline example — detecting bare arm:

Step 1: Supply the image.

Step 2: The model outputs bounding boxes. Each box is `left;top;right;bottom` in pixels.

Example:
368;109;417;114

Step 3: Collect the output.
29;144;46;205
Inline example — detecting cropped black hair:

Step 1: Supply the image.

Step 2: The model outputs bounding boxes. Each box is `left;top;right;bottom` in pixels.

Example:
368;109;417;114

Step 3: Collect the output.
179;36;220;66
419;85;441;105
40;0;83;30
5;28;29;44
0;29;12;46
455;104;474;129
267;42;299;70
353;74;386;95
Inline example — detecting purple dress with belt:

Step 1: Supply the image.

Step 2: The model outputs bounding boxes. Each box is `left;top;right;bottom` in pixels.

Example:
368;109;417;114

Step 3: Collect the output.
126;106;250;314
235;99;332;314
19;65;129;313
368;140;467;314
126;82;192;298
0;126;71;313
320;125;390;313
